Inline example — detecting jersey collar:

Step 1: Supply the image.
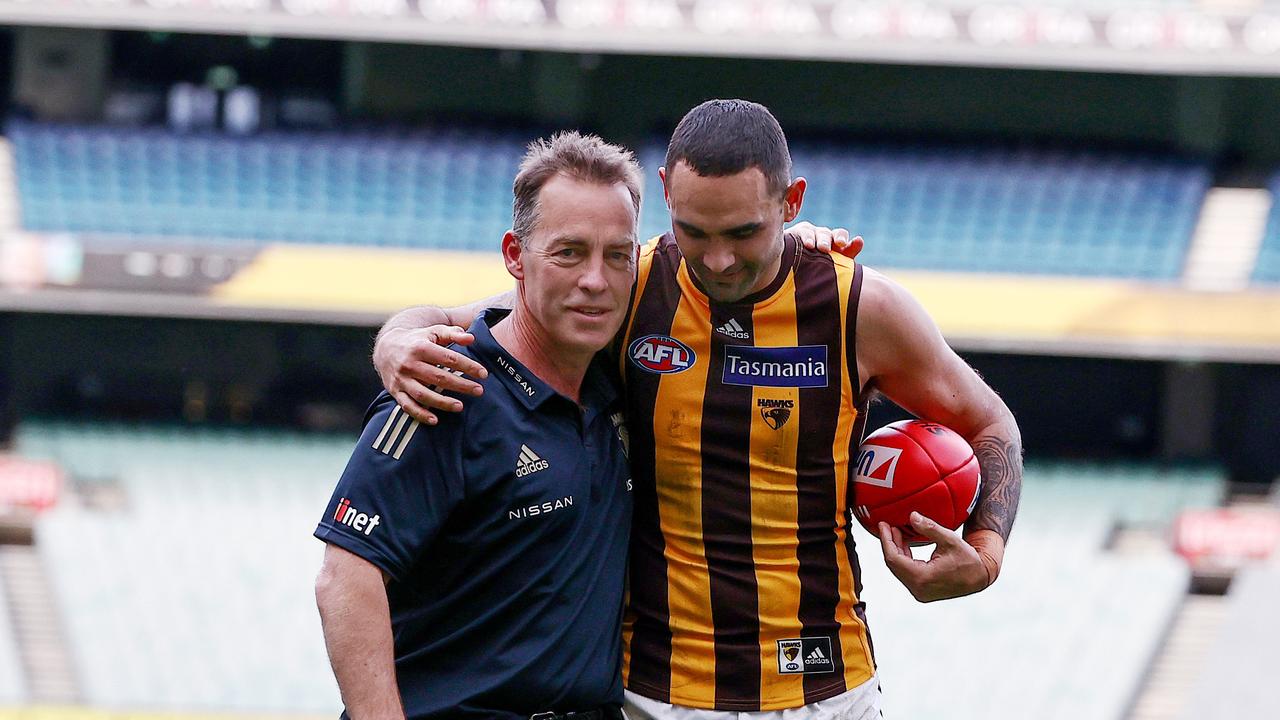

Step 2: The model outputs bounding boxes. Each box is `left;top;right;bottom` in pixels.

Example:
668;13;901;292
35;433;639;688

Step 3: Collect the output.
470;308;618;414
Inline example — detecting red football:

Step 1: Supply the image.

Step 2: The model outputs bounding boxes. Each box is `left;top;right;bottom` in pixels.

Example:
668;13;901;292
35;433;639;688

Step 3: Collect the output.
852;420;981;545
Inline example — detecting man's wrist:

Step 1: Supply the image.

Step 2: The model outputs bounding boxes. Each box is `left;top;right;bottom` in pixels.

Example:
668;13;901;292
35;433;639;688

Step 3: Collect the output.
964;529;1005;588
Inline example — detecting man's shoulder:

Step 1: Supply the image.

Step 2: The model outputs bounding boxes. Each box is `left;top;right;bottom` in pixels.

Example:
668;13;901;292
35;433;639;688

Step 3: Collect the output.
795;242;859;274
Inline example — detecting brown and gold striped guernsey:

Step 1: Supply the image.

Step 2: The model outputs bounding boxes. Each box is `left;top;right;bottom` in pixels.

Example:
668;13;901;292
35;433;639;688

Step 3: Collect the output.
619;232;874;711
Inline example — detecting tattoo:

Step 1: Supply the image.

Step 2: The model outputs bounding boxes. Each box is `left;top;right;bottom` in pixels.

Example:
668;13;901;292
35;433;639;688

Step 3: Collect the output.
969;434;1023;542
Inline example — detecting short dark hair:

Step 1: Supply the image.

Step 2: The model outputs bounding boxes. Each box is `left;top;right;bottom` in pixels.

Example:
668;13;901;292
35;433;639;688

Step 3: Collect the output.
664;99;792;197
512;131;643;241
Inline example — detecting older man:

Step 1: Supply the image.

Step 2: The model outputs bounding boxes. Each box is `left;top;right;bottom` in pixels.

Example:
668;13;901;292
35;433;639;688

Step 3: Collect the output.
314;131;641;720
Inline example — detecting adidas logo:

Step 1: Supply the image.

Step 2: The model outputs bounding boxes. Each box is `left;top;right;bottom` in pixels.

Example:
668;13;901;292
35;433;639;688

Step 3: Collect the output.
515;444;550;478
806;646;827;664
716;318;750;339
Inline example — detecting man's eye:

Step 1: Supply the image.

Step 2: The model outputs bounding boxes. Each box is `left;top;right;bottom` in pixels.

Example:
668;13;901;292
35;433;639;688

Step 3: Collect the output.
557;248;577;257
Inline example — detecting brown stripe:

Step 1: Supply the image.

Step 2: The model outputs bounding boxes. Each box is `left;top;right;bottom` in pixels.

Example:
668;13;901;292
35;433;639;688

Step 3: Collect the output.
623;236;684;701
701;302;762;709
845;265;873;667
793;249;848;703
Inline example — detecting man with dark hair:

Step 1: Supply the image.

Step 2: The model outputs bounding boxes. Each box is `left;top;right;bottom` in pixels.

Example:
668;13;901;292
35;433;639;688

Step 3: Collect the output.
314;131;639;720
374;100;1023;719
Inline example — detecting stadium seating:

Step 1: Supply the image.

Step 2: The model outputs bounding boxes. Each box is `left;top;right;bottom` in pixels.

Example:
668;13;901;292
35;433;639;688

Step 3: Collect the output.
11;420;1223;717
854;460;1220;720
1251;174;1280;284
787;143;1210;279
8;122;1210;279
1179;563;1280;719
7;121;531;252
16;421;350;712
0;573;27;703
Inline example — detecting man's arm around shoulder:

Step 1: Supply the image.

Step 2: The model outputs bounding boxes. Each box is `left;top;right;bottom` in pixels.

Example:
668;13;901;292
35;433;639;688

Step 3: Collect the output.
856;267;1023;602
316;544;405;720
373;291;515;425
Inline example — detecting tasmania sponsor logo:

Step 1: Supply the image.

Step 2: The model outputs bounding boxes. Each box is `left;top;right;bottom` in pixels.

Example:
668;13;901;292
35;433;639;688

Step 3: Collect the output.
629;334;696;374
723;345;828;388
332;498;381;536
855;444;902;489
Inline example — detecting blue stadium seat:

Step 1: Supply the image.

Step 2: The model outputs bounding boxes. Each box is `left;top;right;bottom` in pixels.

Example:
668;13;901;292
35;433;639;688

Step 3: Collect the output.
7;122;1210;278
1251;174;1280;284
7;121;533;251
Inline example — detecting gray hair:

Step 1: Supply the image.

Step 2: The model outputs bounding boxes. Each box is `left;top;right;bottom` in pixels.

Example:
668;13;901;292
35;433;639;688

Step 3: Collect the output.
511;131;643;242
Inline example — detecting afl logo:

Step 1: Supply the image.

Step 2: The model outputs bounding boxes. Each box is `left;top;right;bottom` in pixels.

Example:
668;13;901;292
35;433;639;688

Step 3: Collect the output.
629;334;696;374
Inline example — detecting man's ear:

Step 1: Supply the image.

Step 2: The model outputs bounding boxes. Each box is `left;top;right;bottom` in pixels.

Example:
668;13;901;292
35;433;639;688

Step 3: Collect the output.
659;166;670;208
502;231;525;281
783;177;807;223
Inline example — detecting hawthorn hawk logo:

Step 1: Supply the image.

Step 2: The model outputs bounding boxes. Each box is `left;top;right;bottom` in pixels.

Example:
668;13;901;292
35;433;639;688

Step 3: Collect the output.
757;398;794;430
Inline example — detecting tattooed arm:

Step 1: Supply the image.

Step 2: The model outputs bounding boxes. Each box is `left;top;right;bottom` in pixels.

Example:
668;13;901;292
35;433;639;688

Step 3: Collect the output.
857;268;1022;602
969;434;1023;543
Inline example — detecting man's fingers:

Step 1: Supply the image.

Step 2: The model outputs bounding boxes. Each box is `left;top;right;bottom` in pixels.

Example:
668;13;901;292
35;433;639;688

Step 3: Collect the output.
434;325;477;347
908;511;961;547
393;391;439;426
400;379;465;414
835;234;864;260
878;522;912;567
407;360;483;397
420;328;488;380
787;224;814;249
814;227;834;253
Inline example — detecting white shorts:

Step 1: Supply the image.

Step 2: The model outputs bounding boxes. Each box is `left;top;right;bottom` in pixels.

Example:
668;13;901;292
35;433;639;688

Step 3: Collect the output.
623;675;883;720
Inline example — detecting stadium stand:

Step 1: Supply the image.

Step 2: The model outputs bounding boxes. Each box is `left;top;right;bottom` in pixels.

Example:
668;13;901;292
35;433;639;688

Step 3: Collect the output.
7;122;1211;280
15;421;348;712
1178;563;1280;720
789;143;1210;279
10;420;1223;717
6;121;531;252
853;461;1221;720
0;572;27;703
1251;174;1280;284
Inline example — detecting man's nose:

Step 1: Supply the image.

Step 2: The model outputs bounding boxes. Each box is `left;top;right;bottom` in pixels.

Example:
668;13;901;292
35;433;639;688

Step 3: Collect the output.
701;240;736;273
578;256;609;293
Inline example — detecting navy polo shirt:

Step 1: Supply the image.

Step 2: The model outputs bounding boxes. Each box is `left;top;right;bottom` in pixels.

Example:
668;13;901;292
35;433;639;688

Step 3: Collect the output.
315;308;633;720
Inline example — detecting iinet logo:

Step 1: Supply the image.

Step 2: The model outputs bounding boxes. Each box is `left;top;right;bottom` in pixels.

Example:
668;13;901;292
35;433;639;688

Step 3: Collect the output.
333;498;381;536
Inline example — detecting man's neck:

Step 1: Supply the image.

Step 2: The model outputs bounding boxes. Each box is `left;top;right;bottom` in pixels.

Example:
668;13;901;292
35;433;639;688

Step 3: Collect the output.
490;306;592;405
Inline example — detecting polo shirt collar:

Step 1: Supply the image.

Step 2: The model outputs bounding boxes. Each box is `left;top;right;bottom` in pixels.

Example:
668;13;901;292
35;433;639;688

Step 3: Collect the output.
470;308;617;413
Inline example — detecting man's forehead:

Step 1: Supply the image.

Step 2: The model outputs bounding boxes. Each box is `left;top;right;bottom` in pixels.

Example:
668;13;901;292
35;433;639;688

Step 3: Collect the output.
668;160;769;186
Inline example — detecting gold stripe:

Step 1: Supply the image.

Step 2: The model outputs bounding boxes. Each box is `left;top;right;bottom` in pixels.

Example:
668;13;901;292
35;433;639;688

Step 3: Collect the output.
831;258;876;683
619;236;662;382
392;419;420;460
750;291;806;707
372;405;400;450
654;285;716;707
380;411;411;454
